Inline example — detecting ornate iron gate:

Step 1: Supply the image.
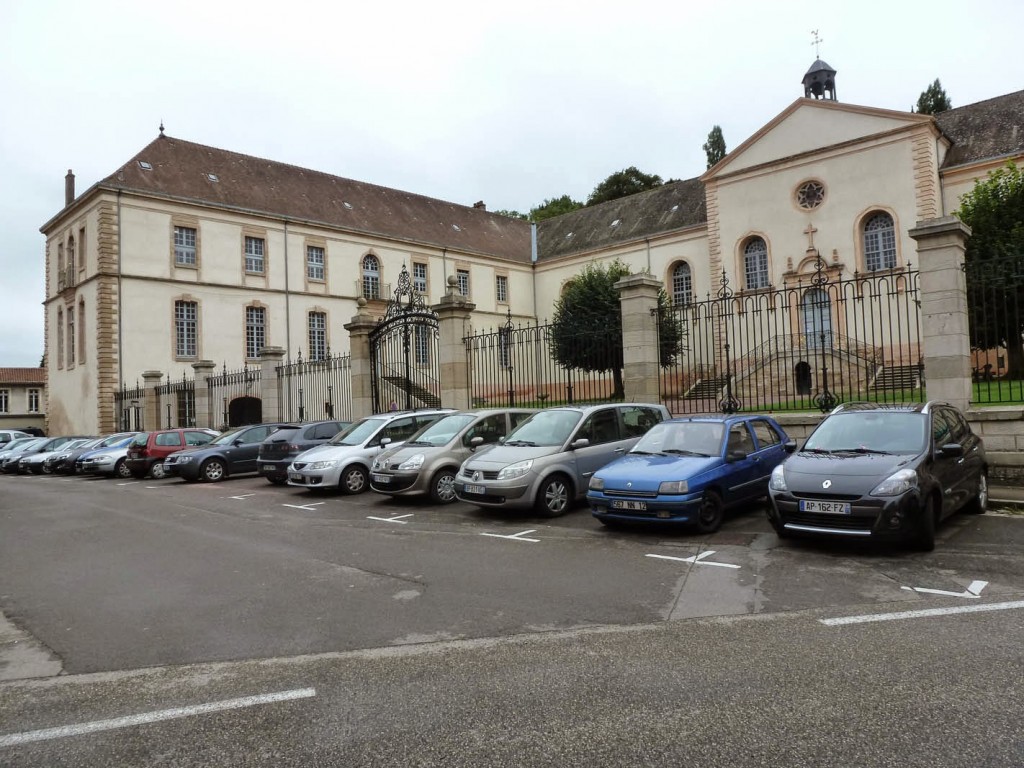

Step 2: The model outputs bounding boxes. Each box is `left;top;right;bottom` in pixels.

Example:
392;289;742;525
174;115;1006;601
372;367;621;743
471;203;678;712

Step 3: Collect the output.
368;266;441;413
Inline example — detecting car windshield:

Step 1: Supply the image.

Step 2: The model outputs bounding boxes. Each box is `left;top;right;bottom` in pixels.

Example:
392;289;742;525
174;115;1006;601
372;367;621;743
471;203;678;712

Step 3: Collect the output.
210;428;246;446
328;418;387;446
503;410;582;447
99;433;134;447
804;411;927;454
406;413;476;447
4;437;38;452
130;433;149;447
632;421;724;457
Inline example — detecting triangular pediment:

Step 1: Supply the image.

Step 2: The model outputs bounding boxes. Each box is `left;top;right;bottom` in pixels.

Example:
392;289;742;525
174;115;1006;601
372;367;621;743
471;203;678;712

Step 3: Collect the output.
704;99;933;179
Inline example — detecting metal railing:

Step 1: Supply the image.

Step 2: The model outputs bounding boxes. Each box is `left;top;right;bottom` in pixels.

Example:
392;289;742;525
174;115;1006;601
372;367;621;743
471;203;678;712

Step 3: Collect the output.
207;363;262;428
965;253;1024;404
113;381;146;431
276;350;354;422
156;373;196;428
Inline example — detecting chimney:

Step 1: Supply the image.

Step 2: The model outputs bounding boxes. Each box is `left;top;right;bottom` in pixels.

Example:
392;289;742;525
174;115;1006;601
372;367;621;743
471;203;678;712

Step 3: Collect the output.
65;169;75;207
473;200;486;211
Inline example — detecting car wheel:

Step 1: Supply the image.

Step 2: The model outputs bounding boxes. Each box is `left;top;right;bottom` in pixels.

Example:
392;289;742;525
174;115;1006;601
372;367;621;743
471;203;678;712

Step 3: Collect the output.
340;465;368;495
695;490;725;534
429;469;458;504
201;459;226;482
965;473;987;515
911;494;937;552
41;463;53;475
535;474;572;518
149;461;167;480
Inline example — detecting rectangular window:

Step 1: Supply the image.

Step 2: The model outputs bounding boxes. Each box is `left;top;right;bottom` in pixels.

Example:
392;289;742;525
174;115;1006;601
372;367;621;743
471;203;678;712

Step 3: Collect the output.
306;245;325;281
414;325;430;365
308;311;327;360
495;274;508;303
175;300;198;358
176;390;196;427
457;268;470;297
28;389;40;413
412;262;428;294
57;311;64;368
175;226;198;266
245;236;265;274
246;306;266;359
0;389;8;413
79;227;86;271
745;253;769;290
67;307;75;365
78;302;86;363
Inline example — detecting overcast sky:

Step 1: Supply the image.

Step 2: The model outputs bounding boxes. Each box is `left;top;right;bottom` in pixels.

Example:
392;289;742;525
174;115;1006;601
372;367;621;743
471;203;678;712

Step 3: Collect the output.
1;0;1021;367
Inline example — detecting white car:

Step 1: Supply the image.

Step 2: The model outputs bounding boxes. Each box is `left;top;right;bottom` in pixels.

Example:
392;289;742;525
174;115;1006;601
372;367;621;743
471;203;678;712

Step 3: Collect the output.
287;409;452;494
78;439;138;478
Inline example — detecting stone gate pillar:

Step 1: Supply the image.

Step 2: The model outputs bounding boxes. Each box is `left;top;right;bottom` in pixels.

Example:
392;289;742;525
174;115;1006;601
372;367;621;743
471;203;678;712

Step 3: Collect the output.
141;370;163;432
433;275;476;411
191;360;216;429
909;216;972;411
345;298;377;418
616;273;662;405
259;346;286;422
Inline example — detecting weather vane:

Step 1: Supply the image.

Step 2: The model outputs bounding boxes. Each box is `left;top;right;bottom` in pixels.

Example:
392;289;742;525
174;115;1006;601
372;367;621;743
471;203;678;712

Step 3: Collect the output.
811;29;823;58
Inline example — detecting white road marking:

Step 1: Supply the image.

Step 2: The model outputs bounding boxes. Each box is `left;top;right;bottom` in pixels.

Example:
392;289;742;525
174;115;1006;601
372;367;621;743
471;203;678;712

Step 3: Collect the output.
116;482;138;487
820;600;1024;627
0;687;316;747
900;580;988;599
367;513;413;524
145;486;161;489
481;529;540;543
282;502;325;511
229;493;256;500
646;551;741;569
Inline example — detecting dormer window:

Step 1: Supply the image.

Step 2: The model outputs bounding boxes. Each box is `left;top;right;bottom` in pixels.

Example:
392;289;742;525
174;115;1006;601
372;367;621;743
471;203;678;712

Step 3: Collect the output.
611;219;621;228
138;161;152;171
206;173;219;182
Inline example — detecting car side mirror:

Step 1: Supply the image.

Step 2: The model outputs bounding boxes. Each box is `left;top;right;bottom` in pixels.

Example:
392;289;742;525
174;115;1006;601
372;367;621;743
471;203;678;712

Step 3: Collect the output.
469;436;484;450
784;438;798;453
498;436;505;444
939;442;964;458
380;437;392;447
726;450;747;462
571;438;590;450
232;438;243;446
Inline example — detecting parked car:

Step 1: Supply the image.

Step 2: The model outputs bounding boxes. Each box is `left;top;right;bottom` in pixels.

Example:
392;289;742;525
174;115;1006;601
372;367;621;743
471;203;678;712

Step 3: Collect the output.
455;403;670;516
125;428;219;479
77;436;143;478
0;437;41;469
587;414;793;532
0;437;48;473
0;429;29;446
16;427;46;437
287;409;453;493
256;420;351;485
370;408;537;503
51;432;138;475
13;436;87;475
40;437;101;474
164;423;293;482
767;401;987;551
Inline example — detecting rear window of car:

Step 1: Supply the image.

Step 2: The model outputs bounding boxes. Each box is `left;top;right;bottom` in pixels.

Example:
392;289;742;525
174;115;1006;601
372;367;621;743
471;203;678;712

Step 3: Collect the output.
130;433;150;447
155;432;183;447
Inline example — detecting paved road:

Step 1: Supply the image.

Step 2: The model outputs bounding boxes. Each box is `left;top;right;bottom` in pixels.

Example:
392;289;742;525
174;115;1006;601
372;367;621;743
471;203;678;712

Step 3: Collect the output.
1;472;1023;766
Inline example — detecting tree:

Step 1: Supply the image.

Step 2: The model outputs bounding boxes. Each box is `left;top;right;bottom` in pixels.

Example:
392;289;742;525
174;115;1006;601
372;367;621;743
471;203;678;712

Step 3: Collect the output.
529;195;583;221
915;79;952;115
550;260;682;399
703;125;727;169
586;167;662;206
958;162;1024;375
492;209;528;220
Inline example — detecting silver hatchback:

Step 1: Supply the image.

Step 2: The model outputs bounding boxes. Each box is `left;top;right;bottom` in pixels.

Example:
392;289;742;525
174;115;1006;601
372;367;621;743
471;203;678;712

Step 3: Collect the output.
370;408;536;503
454;403;669;516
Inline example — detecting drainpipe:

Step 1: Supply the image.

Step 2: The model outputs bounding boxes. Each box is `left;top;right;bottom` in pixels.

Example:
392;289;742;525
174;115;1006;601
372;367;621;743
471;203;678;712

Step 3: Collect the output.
441;247;448;284
116;190;123;395
531;222;538;319
645;237;652;273
283;219;291;419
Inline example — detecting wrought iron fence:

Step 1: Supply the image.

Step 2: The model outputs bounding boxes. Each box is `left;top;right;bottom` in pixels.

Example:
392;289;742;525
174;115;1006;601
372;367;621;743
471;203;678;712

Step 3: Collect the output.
113;381;146;431
657;258;922;413
156;373;196;428
965;253;1024;403
464;312;622;408
207;363;262;428
276;350;354;422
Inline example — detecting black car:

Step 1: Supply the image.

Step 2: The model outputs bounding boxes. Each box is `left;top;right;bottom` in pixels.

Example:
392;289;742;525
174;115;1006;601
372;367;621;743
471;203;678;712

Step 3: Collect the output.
256;420;351;485
163;423;294;482
767;401;986;551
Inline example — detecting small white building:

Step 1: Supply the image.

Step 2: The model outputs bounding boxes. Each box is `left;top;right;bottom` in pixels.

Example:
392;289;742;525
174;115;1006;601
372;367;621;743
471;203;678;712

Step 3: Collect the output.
0;368;46;433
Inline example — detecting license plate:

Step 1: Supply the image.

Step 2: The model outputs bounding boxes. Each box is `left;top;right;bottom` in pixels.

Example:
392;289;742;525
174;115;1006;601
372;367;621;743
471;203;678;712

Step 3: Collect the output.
463;484;486;495
371;473;390;483
610;500;647;511
800;499;851;514
288;473;303;483
260;465;273;472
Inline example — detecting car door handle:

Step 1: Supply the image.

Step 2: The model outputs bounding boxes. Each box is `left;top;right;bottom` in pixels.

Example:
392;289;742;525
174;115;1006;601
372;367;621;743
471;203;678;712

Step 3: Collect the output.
614;447;625;453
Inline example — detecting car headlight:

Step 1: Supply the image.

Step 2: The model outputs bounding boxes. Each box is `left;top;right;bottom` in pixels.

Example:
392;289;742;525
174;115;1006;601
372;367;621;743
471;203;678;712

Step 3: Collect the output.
658;480;689;494
307;460;339;470
770;464;788;491
177;455;194;464
497;459;533;480
398;453;425;471
371;457;385;471
589;476;604;491
871;468;918;496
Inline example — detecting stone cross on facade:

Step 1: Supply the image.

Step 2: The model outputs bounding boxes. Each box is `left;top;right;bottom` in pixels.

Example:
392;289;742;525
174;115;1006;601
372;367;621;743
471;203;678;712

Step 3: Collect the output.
803;223;818;252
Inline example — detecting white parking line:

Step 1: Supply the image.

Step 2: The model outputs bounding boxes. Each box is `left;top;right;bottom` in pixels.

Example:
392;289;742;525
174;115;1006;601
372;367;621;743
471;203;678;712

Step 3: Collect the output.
819;600;1024;627
116;482;138;487
367;513;413;524
0;687;316;747
283;502;325;512
481;529;540;543
646;551;740;569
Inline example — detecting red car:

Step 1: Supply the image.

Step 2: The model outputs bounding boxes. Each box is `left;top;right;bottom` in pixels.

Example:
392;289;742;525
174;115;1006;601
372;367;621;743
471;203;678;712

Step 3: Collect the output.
125;428;219;479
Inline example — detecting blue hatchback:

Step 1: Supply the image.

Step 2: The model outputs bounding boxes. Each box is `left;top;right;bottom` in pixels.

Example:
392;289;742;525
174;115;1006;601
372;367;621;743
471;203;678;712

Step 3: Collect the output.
587;414;794;532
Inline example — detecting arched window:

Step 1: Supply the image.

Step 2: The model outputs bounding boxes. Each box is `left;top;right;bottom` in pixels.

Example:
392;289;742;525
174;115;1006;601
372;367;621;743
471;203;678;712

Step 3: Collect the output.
743;237;769;290
362;254;381;299
671;262;692;305
863;212;896;271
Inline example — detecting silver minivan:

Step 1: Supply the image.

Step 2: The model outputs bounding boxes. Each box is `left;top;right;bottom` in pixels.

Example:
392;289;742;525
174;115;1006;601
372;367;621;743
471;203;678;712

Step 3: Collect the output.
454;403;669;516
369;408;536;503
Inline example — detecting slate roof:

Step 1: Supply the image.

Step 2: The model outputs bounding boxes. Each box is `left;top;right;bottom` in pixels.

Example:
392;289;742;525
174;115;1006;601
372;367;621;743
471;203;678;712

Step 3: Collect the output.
936;90;1024;168
95;135;533;263
0;368;45;385
535;178;706;261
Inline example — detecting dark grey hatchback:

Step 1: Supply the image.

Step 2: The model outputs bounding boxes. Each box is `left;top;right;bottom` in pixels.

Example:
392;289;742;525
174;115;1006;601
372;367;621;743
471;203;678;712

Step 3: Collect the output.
767;402;986;551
